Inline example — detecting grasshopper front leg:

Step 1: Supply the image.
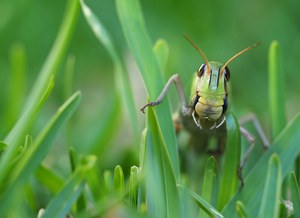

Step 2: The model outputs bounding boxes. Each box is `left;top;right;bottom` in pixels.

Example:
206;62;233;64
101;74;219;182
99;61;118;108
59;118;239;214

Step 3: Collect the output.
140;74;190;115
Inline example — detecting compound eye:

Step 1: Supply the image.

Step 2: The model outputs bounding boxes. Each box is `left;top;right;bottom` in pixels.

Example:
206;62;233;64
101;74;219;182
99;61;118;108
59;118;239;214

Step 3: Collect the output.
197;64;205;77
224;66;230;81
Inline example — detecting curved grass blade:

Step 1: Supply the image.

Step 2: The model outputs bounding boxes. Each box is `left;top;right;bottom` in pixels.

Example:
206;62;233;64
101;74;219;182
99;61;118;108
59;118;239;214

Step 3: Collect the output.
257;154;281;218
144;107;179;218
35;165;64;194
222;112;300;217
199;156;217;218
0;92;81;216
153;39;169;74
41;155;97;218
218;112;241;210
289;172;300;217
236;201;250;218
1;0;80;185
178;185;224;218
6;43;27;128
80;0;139;144
116;0;180;178
114;165;125;195
129;166;139;207
268;40;286;140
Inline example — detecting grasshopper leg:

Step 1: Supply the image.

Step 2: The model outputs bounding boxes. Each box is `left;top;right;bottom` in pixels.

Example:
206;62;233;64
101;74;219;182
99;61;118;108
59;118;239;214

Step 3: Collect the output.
239;113;270;149
140;74;190;115
237;113;270;187
238;126;256;187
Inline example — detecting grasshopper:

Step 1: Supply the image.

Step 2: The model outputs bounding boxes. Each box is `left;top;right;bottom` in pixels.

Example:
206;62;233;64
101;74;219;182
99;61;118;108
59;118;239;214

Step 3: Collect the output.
141;35;269;186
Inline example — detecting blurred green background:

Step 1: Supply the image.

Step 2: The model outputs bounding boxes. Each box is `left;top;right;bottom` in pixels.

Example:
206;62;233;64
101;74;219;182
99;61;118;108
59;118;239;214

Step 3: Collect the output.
1;0;300;176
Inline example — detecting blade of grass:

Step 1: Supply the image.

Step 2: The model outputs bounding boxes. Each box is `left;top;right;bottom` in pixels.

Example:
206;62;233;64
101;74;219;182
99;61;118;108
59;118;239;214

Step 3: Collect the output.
80;0;139;144
114;165;125;195
257;154;281;218
236;201;250;218
6;43;27;128
144;107;179;218
178;185;224;218
199;156;217;218
129;166;139;207
153;39;169;74
218;112;241;210
268;40;286;140
222;111;300;217
116;0;180;178
0;92;81;215
289;172;300;217
1;0;80;185
35;165;64;194
41;155;97;218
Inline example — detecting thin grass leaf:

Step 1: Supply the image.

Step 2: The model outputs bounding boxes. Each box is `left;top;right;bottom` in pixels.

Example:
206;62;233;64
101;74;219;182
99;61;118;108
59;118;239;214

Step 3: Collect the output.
1;0;80;186
222;112;300;217
289;172;300;217
257;154;281;218
268;40;286;140
0;92;81;216
153;39;169;74
41;155;97;218
6;43;26;128
116;0;180;178
129;166;139;207
69;147;86;212
35;165;64;194
199;156;217;218
236;201;250;218
218;112;241;210
178;185;224;218
144;107;179;218
114;165;125;195
80;0;139;144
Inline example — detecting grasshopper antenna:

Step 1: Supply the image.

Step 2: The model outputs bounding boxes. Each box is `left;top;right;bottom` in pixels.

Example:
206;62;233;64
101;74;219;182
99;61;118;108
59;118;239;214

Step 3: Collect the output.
183;33;211;74
220;42;260;74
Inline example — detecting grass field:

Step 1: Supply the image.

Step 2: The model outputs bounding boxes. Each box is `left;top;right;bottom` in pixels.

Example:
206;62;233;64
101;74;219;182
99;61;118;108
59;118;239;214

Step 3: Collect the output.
1;0;300;217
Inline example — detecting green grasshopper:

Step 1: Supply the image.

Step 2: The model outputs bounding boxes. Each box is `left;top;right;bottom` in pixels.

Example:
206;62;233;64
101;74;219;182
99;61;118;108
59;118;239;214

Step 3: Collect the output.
141;35;269;185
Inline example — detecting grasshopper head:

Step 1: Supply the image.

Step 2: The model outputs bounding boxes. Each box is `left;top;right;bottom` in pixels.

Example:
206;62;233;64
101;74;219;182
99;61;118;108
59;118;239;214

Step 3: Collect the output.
184;34;258;128
193;62;229;122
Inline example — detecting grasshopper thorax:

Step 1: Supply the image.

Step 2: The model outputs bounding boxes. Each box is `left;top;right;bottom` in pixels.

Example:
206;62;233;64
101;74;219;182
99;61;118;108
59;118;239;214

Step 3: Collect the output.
191;62;229;128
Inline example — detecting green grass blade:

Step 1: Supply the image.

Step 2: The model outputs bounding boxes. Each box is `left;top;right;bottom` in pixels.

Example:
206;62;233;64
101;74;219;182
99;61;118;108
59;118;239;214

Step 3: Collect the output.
35;165;64;194
222;112;300;217
218;112;241;210
289;172;300;217
114;165;125;195
41;155;97;218
268;40;286;140
1;0;80;184
129;166;139;207
236;201;250;218
257;154;281;218
144;107;179;218
6;43;27;128
199;156;217;218
116;0;180;178
0;92;81;216
178;185;224;218
153;39;169;74
80;0;139;143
